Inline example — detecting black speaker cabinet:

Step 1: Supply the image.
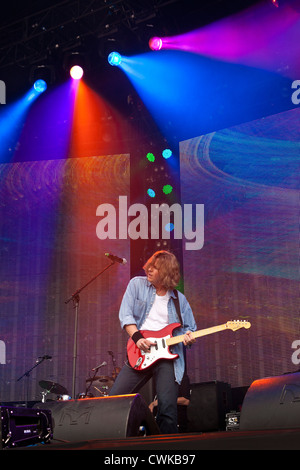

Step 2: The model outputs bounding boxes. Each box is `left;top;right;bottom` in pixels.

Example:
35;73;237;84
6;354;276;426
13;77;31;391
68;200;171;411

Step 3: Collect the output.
0;406;52;449
34;393;160;442
187;381;232;432
134;377;155;405
240;372;300;431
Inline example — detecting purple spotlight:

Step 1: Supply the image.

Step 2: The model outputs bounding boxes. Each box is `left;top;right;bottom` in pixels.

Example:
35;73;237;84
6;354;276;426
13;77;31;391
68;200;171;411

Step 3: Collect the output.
149;37;163;51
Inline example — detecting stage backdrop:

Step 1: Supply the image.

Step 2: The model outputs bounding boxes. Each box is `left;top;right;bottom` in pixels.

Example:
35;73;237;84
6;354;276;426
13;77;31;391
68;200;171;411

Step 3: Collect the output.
180;107;300;388
0;154;130;402
0;109;299;403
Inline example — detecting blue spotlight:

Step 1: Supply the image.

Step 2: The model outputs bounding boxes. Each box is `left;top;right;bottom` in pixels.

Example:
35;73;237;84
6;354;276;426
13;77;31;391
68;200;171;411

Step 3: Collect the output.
33;79;47;93
0;88;42;161
108;52;122;66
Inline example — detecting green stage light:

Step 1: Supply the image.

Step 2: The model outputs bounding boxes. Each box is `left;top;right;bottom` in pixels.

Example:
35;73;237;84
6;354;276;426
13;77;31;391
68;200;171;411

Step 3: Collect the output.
162;184;173;195
146;152;155;162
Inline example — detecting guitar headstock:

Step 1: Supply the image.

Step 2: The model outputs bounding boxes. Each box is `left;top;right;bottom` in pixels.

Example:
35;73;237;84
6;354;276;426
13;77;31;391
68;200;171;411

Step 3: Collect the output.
226;320;251;331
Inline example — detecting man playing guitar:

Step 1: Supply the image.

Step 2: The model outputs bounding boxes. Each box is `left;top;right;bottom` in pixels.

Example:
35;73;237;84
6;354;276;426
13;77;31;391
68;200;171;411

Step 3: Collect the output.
109;250;197;434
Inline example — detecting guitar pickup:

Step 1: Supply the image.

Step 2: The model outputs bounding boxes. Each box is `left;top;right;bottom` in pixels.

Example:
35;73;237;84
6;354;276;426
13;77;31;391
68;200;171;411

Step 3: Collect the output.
134;357;143;369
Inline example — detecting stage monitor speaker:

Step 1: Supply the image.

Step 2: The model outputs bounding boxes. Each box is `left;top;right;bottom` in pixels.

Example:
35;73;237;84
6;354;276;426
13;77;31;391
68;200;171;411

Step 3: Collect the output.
187;381;232;432
134;377;155;405
0;406;52;449
240;372;300;431
34;393;160;442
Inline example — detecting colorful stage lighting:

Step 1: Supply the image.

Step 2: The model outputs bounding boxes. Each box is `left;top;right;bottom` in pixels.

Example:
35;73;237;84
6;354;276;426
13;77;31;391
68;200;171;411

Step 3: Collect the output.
162;184;173;195
147;188;156;198
146;152;156;162
149;37;163;51
33;79;47;93
162;148;173;159
70;65;84;80
108;52;122;66
165;223;174;232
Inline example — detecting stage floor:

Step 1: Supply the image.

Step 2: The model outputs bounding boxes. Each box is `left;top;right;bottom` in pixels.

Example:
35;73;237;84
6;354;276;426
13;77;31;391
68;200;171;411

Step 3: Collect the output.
7;428;300;451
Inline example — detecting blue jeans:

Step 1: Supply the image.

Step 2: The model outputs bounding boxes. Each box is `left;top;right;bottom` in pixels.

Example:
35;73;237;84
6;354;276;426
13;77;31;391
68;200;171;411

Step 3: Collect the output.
109;359;179;434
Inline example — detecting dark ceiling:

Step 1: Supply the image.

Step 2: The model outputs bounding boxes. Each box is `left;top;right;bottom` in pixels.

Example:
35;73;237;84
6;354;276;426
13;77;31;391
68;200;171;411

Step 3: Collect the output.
0;0;263;103
0;0;262;69
0;0;296;148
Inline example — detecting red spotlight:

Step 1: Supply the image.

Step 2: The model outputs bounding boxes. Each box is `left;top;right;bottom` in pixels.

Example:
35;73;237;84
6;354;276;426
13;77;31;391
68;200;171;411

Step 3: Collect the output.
270;0;279;7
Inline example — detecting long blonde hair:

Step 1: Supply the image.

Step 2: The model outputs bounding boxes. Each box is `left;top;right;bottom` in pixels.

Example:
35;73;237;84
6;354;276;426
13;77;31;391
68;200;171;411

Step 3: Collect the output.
143;251;180;290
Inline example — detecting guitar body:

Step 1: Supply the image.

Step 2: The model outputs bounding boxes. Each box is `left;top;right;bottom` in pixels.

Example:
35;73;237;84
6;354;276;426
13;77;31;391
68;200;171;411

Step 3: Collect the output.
127;323;182;371
126;319;251;371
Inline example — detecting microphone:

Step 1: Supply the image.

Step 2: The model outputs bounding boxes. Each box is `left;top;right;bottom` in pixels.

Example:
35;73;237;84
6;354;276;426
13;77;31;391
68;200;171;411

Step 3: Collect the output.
105;253;127;265
36;355;52;363
91;361;107;372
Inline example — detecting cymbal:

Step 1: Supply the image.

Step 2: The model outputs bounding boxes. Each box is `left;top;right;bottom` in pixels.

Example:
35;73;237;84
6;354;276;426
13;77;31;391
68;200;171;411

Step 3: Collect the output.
86;375;113;384
91;377;114;392
39;380;69;395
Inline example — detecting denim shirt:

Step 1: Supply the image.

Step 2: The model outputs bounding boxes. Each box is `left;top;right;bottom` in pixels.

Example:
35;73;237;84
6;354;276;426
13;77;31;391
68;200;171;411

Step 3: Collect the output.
119;276;197;384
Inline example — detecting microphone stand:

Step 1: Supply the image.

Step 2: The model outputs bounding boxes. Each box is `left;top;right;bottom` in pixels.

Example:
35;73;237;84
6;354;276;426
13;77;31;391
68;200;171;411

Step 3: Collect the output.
108;350;118;378
85;368;99;397
64;260;116;399
17;356;48;407
85;362;106;397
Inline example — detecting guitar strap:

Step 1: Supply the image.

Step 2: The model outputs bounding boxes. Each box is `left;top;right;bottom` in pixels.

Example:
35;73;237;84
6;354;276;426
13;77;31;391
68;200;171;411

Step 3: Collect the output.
173;289;183;326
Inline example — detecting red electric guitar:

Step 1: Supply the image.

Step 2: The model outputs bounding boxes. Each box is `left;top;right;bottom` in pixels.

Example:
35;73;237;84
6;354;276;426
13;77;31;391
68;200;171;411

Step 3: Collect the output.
127;320;251;371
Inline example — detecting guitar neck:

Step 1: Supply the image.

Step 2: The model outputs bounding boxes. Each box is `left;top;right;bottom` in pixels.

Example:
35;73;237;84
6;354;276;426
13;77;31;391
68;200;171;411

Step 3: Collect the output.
166;324;229;347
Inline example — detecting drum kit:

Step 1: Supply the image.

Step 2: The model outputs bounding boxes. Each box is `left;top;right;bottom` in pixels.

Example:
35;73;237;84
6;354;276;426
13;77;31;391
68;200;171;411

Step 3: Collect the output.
39;380;71;402
38;351;120;402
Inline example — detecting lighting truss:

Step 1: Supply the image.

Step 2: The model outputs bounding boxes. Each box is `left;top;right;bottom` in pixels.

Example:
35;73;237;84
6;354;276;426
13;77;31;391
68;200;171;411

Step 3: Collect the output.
0;0;181;69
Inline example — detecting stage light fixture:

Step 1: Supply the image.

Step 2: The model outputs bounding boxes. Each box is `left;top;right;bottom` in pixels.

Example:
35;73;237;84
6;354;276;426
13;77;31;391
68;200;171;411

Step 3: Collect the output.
147;188;156;198
29;65;55;90
165;223;174;232
108;52;122;66
149;37;163;51
64;52;87;80
70;65;84;80
146;152;156;162
162;184;173;195
33;79;47;93
162;148;173;159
